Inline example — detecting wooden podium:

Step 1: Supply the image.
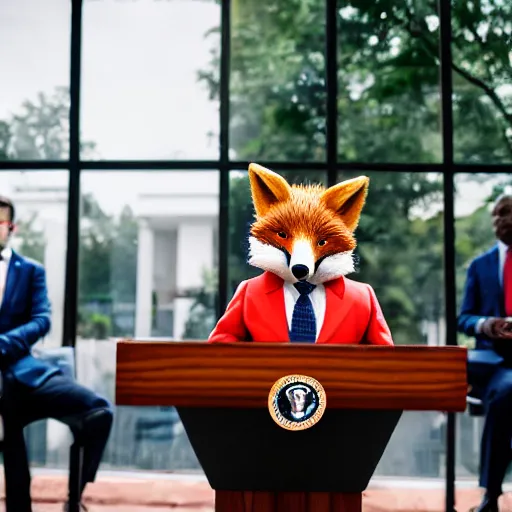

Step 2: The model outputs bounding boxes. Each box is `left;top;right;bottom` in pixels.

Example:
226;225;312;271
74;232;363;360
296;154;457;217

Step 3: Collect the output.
115;341;467;512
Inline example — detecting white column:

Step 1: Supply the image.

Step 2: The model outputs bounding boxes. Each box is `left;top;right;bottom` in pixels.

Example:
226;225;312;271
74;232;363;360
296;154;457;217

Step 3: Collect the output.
135;220;154;338
176;224;213;289
174;223;214;339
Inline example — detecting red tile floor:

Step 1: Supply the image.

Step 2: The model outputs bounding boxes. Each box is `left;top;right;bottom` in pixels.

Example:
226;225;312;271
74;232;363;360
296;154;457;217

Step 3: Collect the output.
1;471;512;511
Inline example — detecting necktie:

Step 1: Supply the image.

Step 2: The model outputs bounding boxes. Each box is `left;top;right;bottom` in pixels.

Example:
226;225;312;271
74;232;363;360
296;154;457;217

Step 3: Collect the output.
504;248;512;316
289;281;317;343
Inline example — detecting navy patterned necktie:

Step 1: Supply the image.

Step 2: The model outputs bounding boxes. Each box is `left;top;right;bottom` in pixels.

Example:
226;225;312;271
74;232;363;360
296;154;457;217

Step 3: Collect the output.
289;281;317;343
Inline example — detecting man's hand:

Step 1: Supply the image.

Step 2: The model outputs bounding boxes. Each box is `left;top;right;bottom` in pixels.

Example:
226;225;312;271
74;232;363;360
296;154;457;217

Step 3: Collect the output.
0;263;51;363
481;317;512;339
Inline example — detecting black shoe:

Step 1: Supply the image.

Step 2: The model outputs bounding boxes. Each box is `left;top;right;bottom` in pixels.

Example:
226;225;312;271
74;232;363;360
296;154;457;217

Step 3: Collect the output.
469;495;499;512
63;503;88;512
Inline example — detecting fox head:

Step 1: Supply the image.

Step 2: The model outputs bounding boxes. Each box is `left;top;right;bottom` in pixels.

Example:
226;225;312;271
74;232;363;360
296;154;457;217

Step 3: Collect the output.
247;163;369;285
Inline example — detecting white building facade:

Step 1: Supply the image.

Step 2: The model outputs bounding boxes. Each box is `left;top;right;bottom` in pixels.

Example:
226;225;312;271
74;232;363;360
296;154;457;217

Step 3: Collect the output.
6;170;219;344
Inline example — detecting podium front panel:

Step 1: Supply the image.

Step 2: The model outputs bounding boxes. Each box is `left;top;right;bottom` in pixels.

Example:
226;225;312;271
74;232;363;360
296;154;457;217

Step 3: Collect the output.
178;407;402;493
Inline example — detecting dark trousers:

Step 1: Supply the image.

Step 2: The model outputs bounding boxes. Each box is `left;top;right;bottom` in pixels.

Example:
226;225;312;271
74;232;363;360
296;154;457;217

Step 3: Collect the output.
480;366;512;496
1;371;113;512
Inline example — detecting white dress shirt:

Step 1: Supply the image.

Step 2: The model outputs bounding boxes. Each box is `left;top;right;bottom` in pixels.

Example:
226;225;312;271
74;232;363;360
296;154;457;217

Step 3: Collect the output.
475;240;509;333
0;247;12;311
497;240;508;288
283;281;326;340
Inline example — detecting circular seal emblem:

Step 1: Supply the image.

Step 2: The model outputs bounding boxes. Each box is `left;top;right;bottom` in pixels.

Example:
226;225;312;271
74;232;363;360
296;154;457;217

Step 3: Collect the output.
268;374;326;431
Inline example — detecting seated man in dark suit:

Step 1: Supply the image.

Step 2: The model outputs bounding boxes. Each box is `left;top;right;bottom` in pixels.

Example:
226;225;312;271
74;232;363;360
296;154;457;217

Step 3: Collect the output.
458;193;512;512
0;195;113;512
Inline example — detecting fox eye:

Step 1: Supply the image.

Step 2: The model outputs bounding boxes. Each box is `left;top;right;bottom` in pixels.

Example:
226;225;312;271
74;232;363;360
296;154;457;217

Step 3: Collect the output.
318;239;327;247
277;231;287;239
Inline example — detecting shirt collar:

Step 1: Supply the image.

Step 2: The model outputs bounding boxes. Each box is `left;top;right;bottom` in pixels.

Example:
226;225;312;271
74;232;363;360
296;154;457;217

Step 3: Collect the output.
1;247;12;262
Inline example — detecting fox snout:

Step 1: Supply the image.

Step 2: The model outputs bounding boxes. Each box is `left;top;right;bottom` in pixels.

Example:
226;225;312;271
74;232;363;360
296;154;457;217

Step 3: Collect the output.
291;264;309;280
289;240;315;281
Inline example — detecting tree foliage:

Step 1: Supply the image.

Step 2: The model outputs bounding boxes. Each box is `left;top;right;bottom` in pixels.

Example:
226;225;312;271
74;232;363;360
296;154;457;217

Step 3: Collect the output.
0;86;98;160
200;0;511;163
3;0;512;346
16;214;45;264
1;89;135;339
79;196;138;338
197;0;512;344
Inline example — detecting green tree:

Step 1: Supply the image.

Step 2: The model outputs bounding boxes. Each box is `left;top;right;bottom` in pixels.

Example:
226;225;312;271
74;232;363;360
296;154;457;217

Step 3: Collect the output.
79;195;139;338
198;0;510;345
0;86;98;160
349;172;444;344
0;121;11;160
201;0;510;163
16;213;45;264
111;206;138;304
79;193;115;301
451;1;512;162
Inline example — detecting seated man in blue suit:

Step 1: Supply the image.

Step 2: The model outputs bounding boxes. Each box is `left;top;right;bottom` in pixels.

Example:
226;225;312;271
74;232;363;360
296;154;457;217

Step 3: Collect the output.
458;193;512;512
0;195;113;512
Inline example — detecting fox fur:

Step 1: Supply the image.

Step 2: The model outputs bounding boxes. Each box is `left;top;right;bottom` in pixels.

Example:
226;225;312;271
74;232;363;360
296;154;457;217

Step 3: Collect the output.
208;162;392;345
247;163;368;285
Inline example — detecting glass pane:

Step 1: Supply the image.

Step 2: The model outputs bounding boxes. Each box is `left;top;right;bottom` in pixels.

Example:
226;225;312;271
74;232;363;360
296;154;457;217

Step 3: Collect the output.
338;1;442;163
340;171;445;345
81;0;220;160
0;0;71;160
228;0;326;162
452;3;512;163
77;170;219;471
0;171;69;347
337;172;446;484
0;170;69;467
455;173;512;509
228;170;328;296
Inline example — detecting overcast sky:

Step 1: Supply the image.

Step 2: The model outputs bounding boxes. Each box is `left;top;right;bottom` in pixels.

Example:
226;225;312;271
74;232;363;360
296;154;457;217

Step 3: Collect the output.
0;0;219;159
0;0;502;218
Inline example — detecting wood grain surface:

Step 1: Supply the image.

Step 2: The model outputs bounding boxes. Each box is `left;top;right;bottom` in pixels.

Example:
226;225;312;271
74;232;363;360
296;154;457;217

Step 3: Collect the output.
214;491;362;512
115;341;467;412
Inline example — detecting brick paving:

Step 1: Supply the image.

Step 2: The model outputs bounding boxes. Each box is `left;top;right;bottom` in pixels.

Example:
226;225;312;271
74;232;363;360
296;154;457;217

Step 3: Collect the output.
0;473;511;511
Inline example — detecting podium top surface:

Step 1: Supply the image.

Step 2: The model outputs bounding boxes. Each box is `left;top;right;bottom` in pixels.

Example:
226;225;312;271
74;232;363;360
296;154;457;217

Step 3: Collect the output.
115;341;467;412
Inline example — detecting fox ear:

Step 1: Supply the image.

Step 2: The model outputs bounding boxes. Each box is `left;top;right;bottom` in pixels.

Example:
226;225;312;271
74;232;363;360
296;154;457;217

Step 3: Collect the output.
320;176;369;231
248;163;292;217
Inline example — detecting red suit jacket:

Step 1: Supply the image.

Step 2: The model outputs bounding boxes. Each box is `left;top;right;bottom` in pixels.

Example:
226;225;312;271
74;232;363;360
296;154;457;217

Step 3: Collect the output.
208;271;393;345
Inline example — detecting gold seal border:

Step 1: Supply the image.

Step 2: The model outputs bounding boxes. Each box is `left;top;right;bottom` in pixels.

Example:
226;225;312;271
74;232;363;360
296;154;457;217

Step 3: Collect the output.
268;374;327;431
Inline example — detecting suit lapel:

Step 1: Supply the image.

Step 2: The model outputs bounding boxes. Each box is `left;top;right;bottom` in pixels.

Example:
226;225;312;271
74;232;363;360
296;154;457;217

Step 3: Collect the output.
1;251;23;314
486;245;504;316
317;277;353;343
257;272;289;341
